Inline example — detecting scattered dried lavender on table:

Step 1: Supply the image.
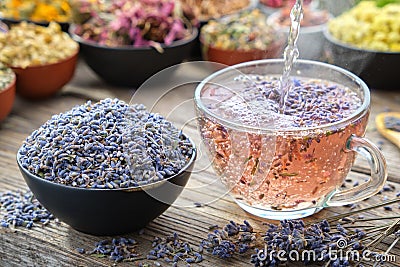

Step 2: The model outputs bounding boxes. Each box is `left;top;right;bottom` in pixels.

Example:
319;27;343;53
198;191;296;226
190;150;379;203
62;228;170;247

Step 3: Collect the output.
200;220;256;259
250;199;400;267
252;219;354;266
0;189;56;229
2;192;397;266
196;200;400;267
147;232;203;265
18;98;194;189
77;237;140;263
79;232;203;265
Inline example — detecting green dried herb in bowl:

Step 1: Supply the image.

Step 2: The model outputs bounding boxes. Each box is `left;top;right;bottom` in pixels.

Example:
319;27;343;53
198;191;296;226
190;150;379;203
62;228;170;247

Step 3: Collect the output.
0;63;14;92
0;62;15;122
200;9;281;51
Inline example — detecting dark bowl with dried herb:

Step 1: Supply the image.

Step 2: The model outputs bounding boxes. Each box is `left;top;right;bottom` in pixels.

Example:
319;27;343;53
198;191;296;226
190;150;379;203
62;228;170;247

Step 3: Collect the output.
69;0;198;87
324;29;400;90
70;26;197;88
16;99;196;235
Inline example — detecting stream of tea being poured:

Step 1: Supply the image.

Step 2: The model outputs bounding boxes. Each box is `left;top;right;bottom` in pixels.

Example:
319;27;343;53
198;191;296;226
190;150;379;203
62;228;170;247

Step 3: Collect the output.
279;0;304;113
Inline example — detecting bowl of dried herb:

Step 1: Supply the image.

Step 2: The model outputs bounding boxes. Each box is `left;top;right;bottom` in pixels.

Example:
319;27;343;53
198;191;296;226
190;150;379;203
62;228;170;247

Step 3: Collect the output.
0;0;71;32
200;9;284;66
69;0;198;87
0;21;79;99
323;1;400;90
17;98;196;235
0;63;15;122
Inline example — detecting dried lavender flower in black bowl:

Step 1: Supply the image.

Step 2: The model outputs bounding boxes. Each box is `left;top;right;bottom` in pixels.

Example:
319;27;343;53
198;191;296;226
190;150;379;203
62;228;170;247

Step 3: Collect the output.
16;98;196;235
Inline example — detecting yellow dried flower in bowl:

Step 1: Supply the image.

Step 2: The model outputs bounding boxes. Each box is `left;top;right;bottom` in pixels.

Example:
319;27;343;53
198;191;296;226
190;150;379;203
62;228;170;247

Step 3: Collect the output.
328;1;400;52
0;0;71;23
0;22;78;68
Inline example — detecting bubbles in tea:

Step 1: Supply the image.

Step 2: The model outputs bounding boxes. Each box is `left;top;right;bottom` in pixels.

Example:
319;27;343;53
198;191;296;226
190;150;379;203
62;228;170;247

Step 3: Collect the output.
197;76;367;211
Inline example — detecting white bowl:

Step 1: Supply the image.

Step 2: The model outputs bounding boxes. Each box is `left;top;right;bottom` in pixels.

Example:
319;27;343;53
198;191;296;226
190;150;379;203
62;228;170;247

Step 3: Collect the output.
267;10;331;60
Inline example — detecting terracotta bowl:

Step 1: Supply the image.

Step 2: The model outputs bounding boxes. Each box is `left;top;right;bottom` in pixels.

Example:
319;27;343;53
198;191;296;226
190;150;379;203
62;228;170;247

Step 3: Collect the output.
17;135;196;235
189;0;258;59
10;50;78;99
201;40;283;66
0;72;16;122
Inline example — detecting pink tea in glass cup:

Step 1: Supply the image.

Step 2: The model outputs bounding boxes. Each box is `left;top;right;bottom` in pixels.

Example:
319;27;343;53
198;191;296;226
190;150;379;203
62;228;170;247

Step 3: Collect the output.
194;59;387;219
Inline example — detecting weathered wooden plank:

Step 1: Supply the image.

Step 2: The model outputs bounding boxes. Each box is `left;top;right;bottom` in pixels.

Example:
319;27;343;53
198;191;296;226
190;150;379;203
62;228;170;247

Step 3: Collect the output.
0;62;399;267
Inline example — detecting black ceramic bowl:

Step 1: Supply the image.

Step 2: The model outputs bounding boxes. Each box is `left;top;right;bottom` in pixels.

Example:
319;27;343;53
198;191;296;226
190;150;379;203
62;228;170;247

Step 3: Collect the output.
69;24;198;87
17;136;196;236
323;28;400;90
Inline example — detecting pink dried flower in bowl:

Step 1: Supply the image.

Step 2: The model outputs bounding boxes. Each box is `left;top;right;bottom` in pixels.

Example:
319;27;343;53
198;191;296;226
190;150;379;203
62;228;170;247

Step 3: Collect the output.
72;0;192;51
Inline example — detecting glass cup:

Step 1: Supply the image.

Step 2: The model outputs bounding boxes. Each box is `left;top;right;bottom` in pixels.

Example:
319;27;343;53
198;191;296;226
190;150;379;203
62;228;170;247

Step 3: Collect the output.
194;59;387;219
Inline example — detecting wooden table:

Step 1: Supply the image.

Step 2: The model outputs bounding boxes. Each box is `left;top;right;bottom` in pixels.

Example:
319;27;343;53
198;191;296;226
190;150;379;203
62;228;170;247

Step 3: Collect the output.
0;61;399;266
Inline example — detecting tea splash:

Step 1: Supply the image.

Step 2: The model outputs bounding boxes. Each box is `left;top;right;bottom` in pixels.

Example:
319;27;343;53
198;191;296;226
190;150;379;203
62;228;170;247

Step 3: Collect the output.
279;0;304;113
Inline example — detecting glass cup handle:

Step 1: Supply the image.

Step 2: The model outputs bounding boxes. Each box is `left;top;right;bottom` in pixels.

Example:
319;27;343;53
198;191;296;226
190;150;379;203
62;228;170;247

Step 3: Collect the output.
325;135;387;207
